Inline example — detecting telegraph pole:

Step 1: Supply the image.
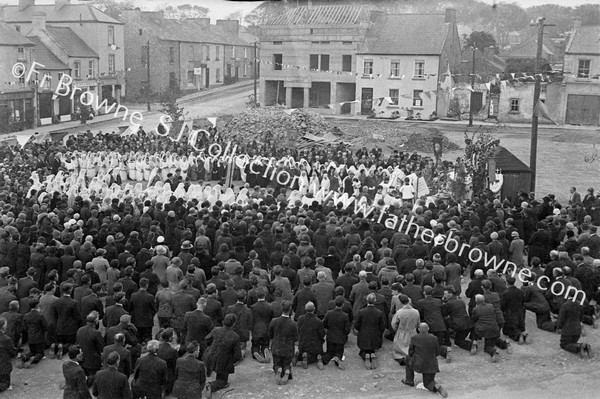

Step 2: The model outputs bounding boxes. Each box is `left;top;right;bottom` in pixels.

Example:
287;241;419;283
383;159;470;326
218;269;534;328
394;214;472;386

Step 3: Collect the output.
253;41;258;106
529;17;554;193
146;40;151;112
469;45;476;127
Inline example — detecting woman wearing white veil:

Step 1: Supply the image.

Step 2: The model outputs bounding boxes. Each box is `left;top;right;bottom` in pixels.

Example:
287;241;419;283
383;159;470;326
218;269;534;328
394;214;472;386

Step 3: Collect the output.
287;190;302;208
236;187;249;205
320;172;330;193
180;155;190;181
135;153;144;182
142;154;151;182
308;171;319;196
173;182;186;199
298;170;309;196
221;187;235;204
159;153;168;181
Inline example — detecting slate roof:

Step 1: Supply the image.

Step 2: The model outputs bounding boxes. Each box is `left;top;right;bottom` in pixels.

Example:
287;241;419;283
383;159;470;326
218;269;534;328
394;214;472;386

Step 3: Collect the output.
28;36;69;70
0;22;35;46
1;4;123;24
493;146;532;173
265;5;370;26
504;37;555;59
130;12;249;46
565;25;600;55
358;13;450;55
45;26;98;58
461;47;506;73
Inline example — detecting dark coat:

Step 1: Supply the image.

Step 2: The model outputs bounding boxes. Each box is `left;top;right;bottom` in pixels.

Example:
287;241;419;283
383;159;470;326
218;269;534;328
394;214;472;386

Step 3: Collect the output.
203;326;242;375
76;324;104;370
408;333;441;374
103;304;128;330
417;297;447;332
557;300;583;336
0;331;16;374
323;307;351;344
501;286;525;329
81;293;104;323
132;353;167;399
269;315;298;357
172;354;207;399
292;287;317;321
52;295;82;336
101;343;131;376
62;360;92;399
129;290;156;328
226;302;253;342
92;367;131;399
471;302;501;338
157;341;178;388
355;305;386;351
251;300;274;339
297;312;325;355
442;298;473;331
16;276;36;300
24;309;48;344
183;309;214;346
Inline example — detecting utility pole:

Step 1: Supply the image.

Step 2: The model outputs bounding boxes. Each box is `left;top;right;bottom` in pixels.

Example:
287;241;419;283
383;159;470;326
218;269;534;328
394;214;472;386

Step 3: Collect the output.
146;40;151;112
253;41;258;106
529;17;554;193
469;45;476;127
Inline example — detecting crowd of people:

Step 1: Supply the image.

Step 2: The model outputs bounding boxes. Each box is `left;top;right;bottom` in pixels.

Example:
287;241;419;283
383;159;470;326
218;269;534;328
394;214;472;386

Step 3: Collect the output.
0;127;597;399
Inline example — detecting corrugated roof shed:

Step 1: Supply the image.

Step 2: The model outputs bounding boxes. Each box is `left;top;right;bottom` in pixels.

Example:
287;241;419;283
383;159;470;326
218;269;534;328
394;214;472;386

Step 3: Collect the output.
2;4;123;24
0;22;35;46
45;26;98;58
358;13;450;55
265;5;370;26
28;36;69;70
566;25;600;55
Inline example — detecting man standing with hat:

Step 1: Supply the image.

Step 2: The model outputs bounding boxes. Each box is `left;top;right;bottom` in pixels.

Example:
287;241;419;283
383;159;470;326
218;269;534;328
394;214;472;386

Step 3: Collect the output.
508;231;525;267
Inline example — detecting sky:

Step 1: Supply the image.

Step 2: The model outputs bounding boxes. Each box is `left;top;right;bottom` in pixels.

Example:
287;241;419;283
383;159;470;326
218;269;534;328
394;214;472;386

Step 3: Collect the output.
1;0;595;21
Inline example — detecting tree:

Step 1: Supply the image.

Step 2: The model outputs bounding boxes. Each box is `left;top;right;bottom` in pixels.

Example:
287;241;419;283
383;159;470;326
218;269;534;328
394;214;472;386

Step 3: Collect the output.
244;2;289;26
159;94;188;139
575;4;600;26
91;0;136;19
463;31;497;52
161;4;209;20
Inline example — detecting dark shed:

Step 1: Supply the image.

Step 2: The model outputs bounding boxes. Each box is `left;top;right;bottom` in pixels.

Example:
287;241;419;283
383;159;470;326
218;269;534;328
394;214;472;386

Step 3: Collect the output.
489;146;532;203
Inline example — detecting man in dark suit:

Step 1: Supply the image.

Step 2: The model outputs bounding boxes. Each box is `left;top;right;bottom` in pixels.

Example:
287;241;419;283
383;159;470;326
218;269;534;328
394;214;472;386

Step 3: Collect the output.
442;287;475;352
471;294;510;362
418;286;451;348
183;297;214;359
322;295;351;369
62;345;90;399
226;290;253;359
22;298;47;367
557;292;591;357
0;318;16;392
569;187;582;206
81;284;104;324
103;292;128;330
401;322;448;398
203;313;242;395
269;301;297;385
129;278;156;343
73;274;92;310
16;267;36;300
93;351;131;399
131;340;167;399
296;302;325;369
106;314;141;371
501;276;528;344
354;293;386;369
76;312;104;386
139;262;160;297
51;283;81;358
251;287;274;363
292;277;317;321
101;332;131;376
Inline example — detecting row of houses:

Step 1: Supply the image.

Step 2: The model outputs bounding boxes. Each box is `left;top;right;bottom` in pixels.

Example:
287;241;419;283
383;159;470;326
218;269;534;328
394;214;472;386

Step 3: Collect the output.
0;0;257;130
259;5;600;125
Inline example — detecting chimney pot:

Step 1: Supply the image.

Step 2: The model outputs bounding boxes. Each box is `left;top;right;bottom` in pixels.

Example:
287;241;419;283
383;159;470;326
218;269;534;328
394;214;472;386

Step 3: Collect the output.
445;8;457;25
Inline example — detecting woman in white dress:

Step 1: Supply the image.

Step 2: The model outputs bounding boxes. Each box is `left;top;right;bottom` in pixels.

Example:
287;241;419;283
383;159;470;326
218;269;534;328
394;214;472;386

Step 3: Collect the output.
135;153;144;182
298;170;309;196
127;153;136;181
160;154;169;181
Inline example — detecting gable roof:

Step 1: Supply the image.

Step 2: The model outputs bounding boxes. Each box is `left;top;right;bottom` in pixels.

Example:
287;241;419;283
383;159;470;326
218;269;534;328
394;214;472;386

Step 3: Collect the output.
28;36;69;70
126;12;249;46
565;25;600;55
1;4;123;25
45;26;98;58
265;5;370;26
461;47;506;73
359;13;450;55
504;37;555;59
493;146;531;173
0;22;35;46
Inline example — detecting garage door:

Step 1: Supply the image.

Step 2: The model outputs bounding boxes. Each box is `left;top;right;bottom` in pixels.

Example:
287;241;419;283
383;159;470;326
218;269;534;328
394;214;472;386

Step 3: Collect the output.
566;95;600;125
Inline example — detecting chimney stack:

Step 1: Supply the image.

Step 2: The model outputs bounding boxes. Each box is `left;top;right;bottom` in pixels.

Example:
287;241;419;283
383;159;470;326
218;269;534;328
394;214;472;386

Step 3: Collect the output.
573;18;582;30
445;8;457;25
216;19;239;37
19;0;35;12
198;17;211;27
55;0;71;11
31;12;46;33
